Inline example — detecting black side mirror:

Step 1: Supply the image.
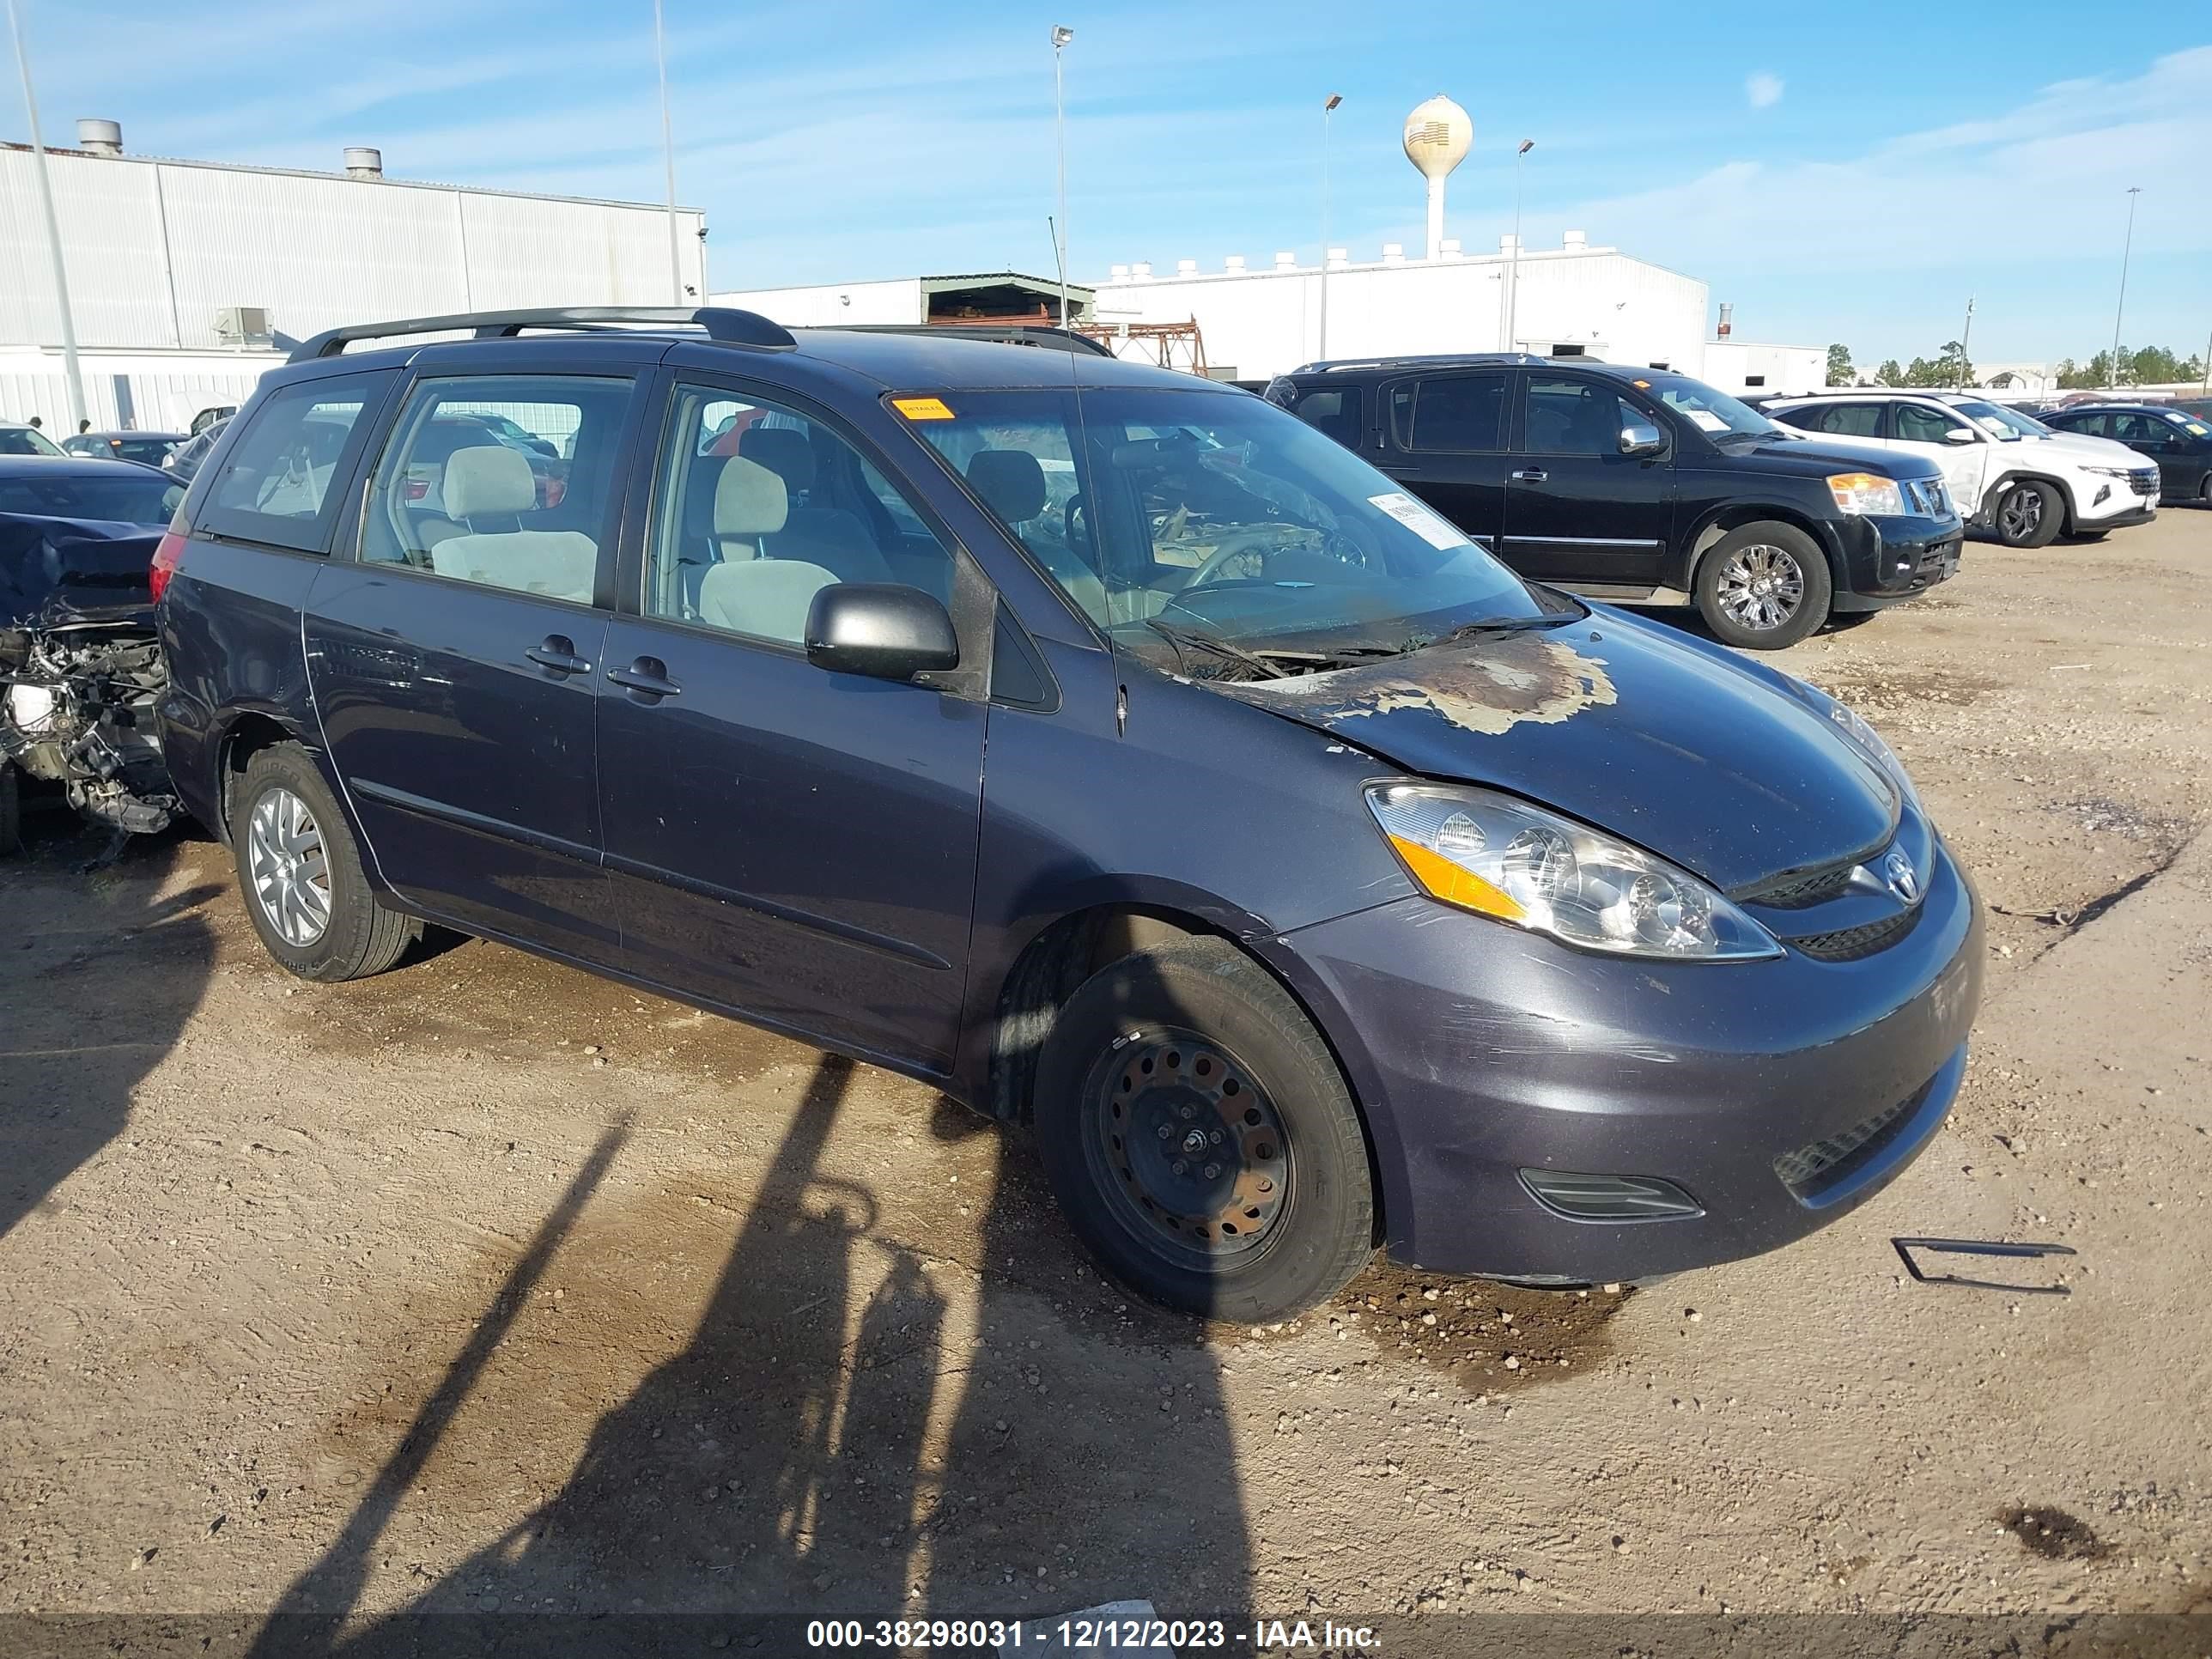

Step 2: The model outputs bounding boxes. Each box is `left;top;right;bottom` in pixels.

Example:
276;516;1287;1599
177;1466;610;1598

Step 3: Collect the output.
805;583;960;681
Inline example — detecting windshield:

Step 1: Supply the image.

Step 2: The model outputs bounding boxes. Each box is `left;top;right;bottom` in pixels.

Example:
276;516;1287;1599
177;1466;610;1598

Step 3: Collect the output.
907;386;1549;675
1954;400;2048;441
0;471;182;524
1639;373;1778;440
1;427;63;458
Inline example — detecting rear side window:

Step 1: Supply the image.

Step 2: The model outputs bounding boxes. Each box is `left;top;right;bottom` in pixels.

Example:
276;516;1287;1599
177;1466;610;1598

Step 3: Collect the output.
1403;373;1508;452
357;374;635;606
1291;388;1361;447
198;373;389;552
1788;403;1884;439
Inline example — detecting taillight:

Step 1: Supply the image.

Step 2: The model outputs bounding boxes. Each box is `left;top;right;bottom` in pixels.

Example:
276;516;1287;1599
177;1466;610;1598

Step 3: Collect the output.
149;530;186;604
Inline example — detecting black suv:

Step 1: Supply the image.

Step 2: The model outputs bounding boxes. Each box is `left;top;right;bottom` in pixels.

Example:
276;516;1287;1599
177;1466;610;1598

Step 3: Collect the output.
2037;402;2212;505
1265;355;1963;649
152;308;1981;1321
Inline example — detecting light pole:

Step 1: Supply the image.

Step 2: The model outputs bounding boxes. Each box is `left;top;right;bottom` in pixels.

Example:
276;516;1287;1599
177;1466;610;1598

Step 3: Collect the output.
653;0;683;303
2109;185;2140;389
1053;26;1073;326
1504;138;1534;352
1319;93;1341;360
6;0;85;429
1959;295;1974;387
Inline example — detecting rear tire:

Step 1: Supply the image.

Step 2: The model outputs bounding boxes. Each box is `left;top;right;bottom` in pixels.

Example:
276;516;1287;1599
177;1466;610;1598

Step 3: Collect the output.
1694;521;1832;650
1032;939;1375;1322
230;743;416;981
1989;479;2062;548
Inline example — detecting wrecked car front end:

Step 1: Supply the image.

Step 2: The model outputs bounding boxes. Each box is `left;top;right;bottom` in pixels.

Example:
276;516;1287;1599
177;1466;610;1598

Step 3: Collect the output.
1;514;177;848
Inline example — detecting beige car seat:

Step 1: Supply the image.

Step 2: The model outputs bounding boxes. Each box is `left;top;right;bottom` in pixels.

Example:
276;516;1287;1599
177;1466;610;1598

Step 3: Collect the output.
429;447;597;604
698;456;836;642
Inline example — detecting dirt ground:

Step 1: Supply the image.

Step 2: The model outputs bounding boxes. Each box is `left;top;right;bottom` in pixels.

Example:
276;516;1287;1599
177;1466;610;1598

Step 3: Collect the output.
3;510;2209;1657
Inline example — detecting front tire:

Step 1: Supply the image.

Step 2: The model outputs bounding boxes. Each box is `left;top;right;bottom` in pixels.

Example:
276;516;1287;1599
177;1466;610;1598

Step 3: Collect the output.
1989;479;2062;548
230;743;416;981
1694;521;1832;650
1032;939;1375;1322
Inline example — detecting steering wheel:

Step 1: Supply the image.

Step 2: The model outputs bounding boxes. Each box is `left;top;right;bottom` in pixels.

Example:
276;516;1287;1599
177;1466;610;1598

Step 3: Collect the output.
1181;526;1289;592
1062;490;1092;557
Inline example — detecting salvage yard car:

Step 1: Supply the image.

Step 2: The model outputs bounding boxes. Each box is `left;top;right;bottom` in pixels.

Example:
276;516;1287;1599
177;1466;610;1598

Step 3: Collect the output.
2036;402;2212;506
155;307;1983;1321
1265;355;1964;649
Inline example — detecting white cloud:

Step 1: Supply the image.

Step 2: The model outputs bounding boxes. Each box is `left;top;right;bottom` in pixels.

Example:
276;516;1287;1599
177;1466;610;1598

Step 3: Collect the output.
1745;71;1784;110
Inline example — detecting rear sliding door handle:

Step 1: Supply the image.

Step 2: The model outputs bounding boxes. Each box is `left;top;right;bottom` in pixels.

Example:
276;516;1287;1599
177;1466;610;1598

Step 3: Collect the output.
607;657;682;698
1510;468;1548;483
526;636;593;675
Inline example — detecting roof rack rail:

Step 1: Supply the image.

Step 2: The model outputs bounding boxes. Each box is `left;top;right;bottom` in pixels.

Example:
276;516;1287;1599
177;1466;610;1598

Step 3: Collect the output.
289;306;796;363
827;323;1114;358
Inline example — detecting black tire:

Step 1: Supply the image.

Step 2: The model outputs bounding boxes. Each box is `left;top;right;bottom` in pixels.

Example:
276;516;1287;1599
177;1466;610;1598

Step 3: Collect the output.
1988;479;2063;548
1693;521;1832;650
0;760;21;857
1033;938;1374;1322
230;743;416;981
2058;529;2109;544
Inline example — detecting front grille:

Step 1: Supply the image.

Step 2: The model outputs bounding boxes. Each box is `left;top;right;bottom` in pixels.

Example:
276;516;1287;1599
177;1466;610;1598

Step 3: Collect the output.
1774;1075;1932;1200
1902;477;1950;517
2130;468;2160;497
1742;862;1856;909
1791;906;1922;961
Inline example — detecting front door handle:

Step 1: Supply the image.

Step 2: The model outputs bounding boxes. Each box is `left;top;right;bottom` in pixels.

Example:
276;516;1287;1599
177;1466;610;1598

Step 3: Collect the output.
526;636;593;676
607;657;682;698
1511;468;1548;483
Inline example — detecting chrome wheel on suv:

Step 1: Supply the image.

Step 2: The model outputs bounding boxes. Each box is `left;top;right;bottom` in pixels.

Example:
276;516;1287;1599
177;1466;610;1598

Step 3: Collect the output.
246;786;331;946
1715;543;1806;635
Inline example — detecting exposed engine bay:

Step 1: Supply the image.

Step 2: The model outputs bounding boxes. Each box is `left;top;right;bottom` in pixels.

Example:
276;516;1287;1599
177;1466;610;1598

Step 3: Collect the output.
1;514;177;848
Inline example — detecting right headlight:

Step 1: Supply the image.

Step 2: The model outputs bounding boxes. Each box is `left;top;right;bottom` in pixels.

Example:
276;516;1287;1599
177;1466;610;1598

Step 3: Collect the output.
1827;472;1905;516
2081;465;2134;478
1366;784;1781;962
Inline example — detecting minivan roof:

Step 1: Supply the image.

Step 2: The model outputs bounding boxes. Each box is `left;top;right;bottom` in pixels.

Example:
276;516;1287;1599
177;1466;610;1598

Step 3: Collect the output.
282;305;1221;397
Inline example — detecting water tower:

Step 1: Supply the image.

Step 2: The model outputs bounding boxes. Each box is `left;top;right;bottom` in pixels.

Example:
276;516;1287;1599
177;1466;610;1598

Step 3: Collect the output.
1402;95;1474;262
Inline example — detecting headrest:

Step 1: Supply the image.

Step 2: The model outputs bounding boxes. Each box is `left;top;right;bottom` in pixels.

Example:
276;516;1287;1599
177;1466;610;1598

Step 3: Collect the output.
714;453;789;538
441;445;536;520
965;448;1047;525
738;425;817;495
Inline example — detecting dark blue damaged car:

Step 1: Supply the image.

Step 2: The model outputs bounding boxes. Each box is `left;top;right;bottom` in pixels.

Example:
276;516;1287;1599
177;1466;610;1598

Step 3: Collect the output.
155;307;1982;1322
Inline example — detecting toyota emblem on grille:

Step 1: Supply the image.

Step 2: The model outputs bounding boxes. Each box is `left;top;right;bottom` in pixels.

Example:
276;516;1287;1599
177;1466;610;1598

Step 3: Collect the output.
1882;849;1920;903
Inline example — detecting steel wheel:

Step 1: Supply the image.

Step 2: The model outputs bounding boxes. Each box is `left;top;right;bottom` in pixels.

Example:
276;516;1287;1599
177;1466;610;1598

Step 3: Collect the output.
1085;1029;1291;1270
246;786;331;947
1714;543;1806;635
1996;484;2044;543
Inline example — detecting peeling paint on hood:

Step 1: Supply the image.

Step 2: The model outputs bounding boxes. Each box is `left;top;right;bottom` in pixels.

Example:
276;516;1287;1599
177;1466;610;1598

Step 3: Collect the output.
1218;634;1617;737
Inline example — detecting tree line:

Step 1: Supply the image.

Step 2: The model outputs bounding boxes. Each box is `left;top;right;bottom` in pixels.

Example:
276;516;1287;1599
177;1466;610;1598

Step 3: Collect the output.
1823;342;2205;390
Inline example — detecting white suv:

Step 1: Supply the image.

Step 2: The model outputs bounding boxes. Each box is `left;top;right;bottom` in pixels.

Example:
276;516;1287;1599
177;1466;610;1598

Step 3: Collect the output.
1764;391;2160;548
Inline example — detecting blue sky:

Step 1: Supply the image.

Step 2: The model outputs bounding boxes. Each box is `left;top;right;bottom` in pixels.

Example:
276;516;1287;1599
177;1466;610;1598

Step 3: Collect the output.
16;1;2210;367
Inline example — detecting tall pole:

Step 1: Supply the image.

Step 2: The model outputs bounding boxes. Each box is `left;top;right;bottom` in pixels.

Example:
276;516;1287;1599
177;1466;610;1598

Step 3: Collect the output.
1505;138;1533;352
2109;185;2140;390
1959;295;1974;388
1319;94;1340;360
6;0;85;429
653;0;682;302
1053;27;1073;326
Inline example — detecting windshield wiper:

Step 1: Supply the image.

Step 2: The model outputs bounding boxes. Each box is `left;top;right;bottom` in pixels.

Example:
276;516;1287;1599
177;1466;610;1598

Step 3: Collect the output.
1425;613;1582;647
1141;618;1280;682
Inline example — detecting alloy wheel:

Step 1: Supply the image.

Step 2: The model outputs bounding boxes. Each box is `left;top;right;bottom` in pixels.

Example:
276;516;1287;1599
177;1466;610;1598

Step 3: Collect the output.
1086;1029;1291;1268
1998;485;2044;542
1715;544;1806;635
246;786;332;947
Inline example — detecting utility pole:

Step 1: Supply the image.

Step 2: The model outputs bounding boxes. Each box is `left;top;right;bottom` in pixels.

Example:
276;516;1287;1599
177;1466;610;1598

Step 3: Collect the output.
6;0;86;429
653;0;683;302
1319;93;1340;360
1959;295;1974;388
1504;139;1534;352
1053;27;1073;326
2109;185;2140;390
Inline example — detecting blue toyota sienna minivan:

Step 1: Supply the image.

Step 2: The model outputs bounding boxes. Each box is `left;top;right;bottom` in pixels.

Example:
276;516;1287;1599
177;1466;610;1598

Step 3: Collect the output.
154;308;1982;1322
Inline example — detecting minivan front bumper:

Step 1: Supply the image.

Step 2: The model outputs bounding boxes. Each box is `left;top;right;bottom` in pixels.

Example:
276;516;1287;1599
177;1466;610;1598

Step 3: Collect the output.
1275;837;1982;1282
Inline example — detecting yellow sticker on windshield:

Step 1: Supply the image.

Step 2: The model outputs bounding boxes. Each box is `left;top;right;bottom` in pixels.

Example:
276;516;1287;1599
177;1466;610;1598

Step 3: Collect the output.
892;396;956;422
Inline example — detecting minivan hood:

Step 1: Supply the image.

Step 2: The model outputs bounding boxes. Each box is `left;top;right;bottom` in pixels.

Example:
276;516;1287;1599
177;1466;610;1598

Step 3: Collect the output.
1216;611;1898;893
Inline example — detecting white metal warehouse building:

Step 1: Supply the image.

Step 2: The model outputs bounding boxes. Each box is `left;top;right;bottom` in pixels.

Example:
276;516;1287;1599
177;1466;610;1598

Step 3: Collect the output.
2;121;707;431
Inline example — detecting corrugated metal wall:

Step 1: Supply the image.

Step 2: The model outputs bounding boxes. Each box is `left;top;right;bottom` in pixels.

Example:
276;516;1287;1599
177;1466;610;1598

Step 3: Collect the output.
2;147;708;352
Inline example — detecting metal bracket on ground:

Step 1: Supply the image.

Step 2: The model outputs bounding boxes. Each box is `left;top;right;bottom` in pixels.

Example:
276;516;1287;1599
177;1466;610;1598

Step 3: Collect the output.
1892;1236;2077;1295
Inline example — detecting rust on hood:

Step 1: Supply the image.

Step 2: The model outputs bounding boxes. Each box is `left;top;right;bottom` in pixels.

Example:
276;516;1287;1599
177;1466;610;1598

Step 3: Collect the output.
1217;635;1618;737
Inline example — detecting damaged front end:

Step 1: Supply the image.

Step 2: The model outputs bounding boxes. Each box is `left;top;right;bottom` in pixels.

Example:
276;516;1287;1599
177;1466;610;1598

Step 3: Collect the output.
1;514;177;847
